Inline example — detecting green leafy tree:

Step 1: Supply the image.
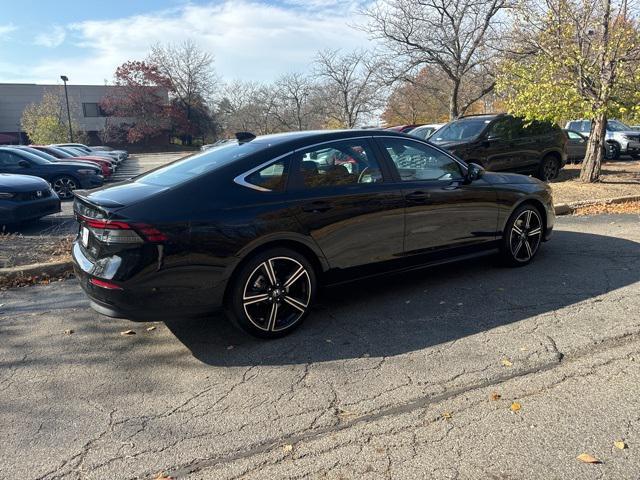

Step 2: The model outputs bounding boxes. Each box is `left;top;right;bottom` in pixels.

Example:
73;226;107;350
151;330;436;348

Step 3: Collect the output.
497;0;640;182
21;90;85;144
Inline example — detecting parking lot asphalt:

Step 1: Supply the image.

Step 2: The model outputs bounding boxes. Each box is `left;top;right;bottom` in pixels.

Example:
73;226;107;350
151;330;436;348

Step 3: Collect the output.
1;214;639;479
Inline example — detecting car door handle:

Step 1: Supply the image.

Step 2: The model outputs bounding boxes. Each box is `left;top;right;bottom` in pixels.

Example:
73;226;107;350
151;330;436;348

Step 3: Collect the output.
301;201;332;213
405;191;431;202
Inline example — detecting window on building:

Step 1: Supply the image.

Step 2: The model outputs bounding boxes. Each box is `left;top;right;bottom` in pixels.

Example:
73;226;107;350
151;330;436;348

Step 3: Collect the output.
82;103;106;117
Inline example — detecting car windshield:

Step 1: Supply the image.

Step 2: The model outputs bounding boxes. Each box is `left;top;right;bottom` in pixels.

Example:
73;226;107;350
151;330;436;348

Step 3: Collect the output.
23;148;59;162
136;140;261;187
431;118;491;142
608;120;631;132
57;147;81;156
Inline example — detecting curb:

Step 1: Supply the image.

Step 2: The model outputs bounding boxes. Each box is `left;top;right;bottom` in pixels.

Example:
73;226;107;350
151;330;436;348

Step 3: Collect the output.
0;259;73;283
554;194;640;216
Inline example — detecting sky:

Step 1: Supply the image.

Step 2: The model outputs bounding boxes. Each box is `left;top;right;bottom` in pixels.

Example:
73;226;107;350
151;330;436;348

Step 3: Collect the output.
0;0;372;86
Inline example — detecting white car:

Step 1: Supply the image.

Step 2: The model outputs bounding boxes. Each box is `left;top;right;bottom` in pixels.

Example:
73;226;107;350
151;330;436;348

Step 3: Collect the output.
53;143;128;162
409;123;446;140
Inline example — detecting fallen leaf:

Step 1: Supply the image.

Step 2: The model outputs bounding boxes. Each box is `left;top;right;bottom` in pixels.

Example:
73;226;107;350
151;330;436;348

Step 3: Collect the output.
146;326;156;332
441;411;452;420
154;474;174;480
64;329;74;335
226;345;234;350
497;287;505;291
375;447;386;454
439;301;446;305
120;330;136;336
501;359;513;367
510;402;521;412
614;441;627;450
362;353;370;358
325;339;332;343
337;407;357;417
490;392;501;401
457;302;463;306
282;444;293;453
577;453;600;464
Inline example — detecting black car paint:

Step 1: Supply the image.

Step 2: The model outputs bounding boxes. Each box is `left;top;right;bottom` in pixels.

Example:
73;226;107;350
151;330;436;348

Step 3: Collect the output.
72;130;554;320
0;147;103;190
431;114;568;176
0;173;61;224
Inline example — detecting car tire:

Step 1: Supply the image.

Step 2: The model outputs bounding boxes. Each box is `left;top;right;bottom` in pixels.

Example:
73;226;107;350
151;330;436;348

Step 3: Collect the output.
535;155;560;181
499;204;544;267
225;247;317;338
51;175;79;200
605;142;621;160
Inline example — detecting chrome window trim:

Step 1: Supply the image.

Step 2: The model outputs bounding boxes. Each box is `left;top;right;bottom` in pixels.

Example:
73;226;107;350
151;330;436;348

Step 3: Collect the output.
233;133;468;192
233;152;292;192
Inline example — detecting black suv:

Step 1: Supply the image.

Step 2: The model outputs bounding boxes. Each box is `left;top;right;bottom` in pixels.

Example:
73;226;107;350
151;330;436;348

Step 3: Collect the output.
430;114;567;180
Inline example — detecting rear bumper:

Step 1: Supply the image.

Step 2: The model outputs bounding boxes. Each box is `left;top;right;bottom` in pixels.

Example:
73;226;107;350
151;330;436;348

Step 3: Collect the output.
72;241;227;321
0;197;61;224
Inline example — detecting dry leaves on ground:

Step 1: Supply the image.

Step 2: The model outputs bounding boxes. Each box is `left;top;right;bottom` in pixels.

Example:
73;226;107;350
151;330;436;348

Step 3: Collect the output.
510;402;521;412
577;453;601;464
614;440;627;450
282;444;293;453
490;392;501;401
501;359;513;367
120;330;136;336
573;200;640;216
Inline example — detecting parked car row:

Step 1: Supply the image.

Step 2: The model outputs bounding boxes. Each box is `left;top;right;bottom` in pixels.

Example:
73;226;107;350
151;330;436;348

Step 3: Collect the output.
0;142;128;227
565;119;640;160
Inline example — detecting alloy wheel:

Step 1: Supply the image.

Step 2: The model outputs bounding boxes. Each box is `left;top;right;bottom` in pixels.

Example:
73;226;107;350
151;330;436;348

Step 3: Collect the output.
242;256;311;332
52;177;77;199
542;158;558;180
509;209;542;263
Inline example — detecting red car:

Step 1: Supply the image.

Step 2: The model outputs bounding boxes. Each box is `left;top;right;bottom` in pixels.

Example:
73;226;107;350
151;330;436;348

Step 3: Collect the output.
29;145;114;177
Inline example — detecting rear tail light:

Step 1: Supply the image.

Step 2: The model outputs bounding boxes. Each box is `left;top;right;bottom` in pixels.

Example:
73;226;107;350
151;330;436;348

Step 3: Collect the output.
78;215;167;244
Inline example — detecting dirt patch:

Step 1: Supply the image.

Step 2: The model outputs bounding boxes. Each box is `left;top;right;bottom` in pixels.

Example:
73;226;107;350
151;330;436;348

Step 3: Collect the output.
0;233;73;268
573;200;640;216
550;159;640;204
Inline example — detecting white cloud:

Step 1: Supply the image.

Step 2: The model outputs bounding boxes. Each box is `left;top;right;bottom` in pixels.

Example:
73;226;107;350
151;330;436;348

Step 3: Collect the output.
17;1;372;85
34;25;66;48
0;23;17;40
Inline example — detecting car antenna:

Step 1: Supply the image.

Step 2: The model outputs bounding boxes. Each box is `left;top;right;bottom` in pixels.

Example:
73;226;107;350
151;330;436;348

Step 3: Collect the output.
235;132;256;144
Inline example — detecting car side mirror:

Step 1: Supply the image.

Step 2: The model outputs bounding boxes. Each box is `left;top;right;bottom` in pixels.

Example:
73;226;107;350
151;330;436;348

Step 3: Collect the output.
466;163;485;183
18;160;30;168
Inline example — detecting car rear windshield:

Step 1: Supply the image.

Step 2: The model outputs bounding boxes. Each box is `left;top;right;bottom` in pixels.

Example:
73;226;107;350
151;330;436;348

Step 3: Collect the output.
431;118;491;142
136;141;261;187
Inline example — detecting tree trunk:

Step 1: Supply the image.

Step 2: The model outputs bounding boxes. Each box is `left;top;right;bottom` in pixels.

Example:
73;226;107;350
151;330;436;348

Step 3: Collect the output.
580;113;606;183
449;80;460;120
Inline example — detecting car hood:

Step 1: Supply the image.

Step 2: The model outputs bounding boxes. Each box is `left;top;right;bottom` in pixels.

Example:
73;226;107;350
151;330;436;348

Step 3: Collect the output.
74;181;170;209
482;171;544;185
0;173;50;192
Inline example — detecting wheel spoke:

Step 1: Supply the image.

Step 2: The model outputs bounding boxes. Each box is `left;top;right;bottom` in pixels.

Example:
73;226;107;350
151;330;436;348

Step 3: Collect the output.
266;302;279;331
524;239;533;258
261;260;277;286
284;266;305;289
525;210;532;228
284;295;307;313
513;238;524;256
243;293;269;306
528;227;542;237
512;224;523;235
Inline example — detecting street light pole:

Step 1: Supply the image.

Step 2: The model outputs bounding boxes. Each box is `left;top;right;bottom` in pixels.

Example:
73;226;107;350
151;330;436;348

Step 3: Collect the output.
60;75;73;142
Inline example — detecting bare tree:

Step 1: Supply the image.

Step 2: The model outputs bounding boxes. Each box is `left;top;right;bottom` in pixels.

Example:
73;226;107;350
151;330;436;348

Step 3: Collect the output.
363;0;508;119
313;49;383;128
272;73;316;131
149;39;217;143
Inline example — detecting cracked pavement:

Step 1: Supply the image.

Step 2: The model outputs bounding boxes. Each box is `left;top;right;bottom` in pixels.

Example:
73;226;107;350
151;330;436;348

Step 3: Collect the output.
1;214;639;479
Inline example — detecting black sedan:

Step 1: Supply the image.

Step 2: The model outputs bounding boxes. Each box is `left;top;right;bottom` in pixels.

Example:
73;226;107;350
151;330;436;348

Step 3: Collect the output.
0;174;61;226
0;147;103;199
72;130;554;338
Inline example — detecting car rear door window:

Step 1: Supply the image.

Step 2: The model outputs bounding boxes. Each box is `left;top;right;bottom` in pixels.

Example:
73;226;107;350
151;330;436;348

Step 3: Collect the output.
296;139;383;189
379;138;463;182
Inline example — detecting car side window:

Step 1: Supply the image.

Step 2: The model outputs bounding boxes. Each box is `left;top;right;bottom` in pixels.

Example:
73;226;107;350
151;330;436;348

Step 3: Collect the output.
380;138;463;182
244;157;290;191
0;151;23;167
487;117;516;140
296;140;383;189
567;131;582;140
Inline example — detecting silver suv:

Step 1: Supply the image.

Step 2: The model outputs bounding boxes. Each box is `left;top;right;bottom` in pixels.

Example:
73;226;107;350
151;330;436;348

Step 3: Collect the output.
565;119;640;159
